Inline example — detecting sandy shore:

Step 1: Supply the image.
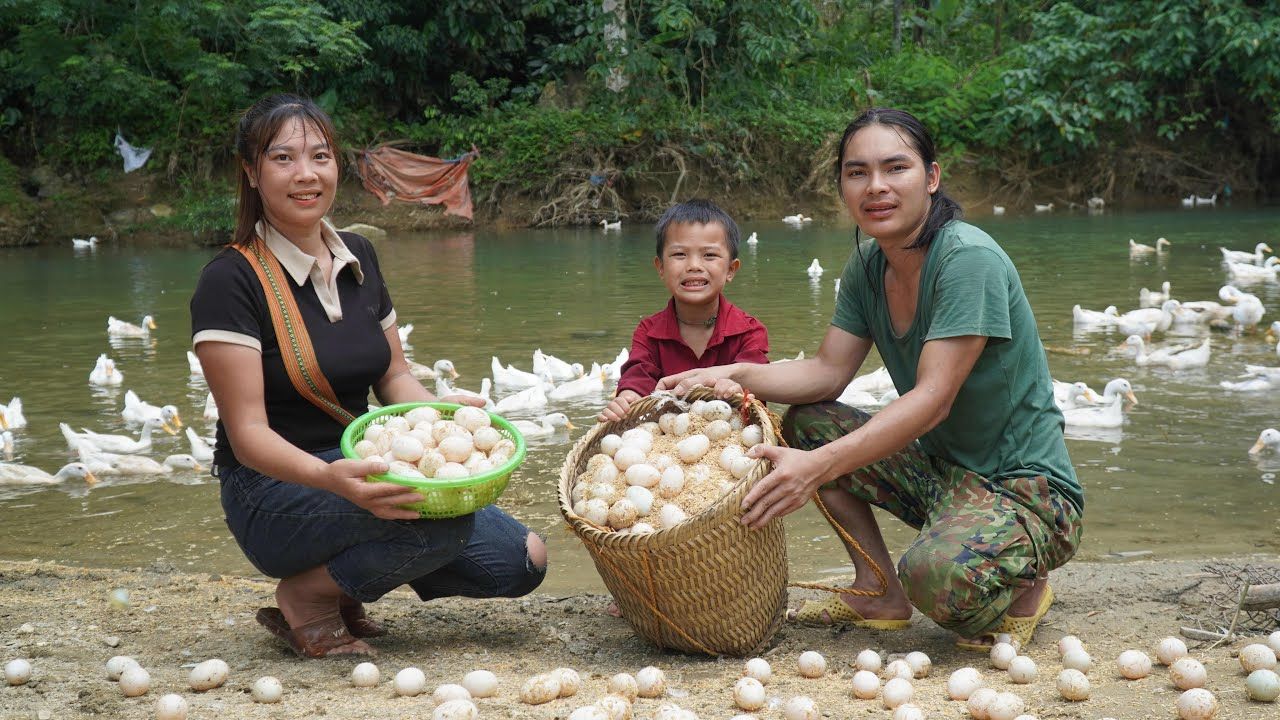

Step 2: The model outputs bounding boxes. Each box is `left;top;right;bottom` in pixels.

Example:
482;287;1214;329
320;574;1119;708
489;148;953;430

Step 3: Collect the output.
2;558;1277;720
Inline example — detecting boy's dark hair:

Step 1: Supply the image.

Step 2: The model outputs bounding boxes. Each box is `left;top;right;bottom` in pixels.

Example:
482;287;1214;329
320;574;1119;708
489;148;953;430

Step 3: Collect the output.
654;198;741;259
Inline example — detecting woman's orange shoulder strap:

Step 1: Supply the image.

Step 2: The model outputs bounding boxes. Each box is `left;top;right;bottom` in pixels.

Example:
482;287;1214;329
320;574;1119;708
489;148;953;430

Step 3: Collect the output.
232;238;356;426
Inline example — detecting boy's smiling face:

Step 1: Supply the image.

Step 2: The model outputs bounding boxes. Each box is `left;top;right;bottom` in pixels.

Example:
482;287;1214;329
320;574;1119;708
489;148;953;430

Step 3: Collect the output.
654;221;740;309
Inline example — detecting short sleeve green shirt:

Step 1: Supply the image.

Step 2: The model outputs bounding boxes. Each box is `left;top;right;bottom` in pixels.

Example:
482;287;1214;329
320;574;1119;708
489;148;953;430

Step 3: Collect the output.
831;220;1082;511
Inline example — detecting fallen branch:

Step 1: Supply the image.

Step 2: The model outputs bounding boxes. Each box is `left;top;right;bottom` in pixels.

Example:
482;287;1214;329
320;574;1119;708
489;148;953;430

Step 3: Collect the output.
1241;582;1280;611
1180;626;1233;642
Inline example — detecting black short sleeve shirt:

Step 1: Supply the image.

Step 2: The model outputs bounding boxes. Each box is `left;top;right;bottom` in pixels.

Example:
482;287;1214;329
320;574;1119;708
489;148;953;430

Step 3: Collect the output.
190;230;394;469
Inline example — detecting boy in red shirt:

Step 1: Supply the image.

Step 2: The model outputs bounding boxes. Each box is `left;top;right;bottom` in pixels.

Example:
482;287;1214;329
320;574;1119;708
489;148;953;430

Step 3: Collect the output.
599;198;769;422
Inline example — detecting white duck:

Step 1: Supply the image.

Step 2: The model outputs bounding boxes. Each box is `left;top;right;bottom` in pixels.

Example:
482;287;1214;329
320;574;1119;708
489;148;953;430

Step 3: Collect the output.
746;231;759;246
89;354;123;386
1232;296;1266;332
70;442;119;477
1249;428;1280;455
1220;243;1272;265
1116;300;1179;337
186;351;203;376
1171;301;1224;326
548;365;608;400
185;427;215;464
1221;364;1280;392
806;259;824;278
533;349;583;382
107;315;156;337
1062;395;1125;428
1227;256;1280;282
491;356;543;388
1;431;13;461
436;377;493;408
0;461;96;486
600;219;621;231
837;386;879;407
71;236;98;249
1098;378;1139;405
203;392;219;420
1138;281;1172;308
122;390;182;430
1033;202;1054;213
1219;284;1249;304
409;358;458;381
61;418;167;454
1121;335;1211;369
493;385;548;415
845;366;895;395
1052;382;1100;412
601;347;629;382
992;205;1006;215
1072;304;1120;328
398;323;414;344
511;413;575;438
1180;194;1194;207
1194;193;1217;206
0;398;26;429
88;451;203;477
1129;237;1171;256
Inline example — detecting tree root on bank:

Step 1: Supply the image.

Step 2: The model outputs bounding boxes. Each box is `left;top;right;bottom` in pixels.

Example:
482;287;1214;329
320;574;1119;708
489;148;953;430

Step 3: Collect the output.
531;161;625;227
799;132;841;202
981;139;1256;210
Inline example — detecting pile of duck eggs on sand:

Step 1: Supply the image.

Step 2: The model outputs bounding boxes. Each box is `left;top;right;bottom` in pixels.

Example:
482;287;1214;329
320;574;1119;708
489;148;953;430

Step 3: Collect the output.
3;629;1279;717
570;399;768;532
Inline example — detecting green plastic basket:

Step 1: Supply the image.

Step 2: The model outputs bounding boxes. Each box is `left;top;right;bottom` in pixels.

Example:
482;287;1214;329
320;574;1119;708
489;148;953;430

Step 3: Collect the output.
340;402;527;519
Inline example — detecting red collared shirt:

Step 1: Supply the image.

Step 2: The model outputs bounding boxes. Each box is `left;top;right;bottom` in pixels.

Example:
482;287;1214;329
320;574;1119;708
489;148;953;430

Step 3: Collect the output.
616;295;769;397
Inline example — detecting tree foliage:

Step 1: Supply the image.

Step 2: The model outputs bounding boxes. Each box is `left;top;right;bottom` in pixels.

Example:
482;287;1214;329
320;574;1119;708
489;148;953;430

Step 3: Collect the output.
0;0;1277;209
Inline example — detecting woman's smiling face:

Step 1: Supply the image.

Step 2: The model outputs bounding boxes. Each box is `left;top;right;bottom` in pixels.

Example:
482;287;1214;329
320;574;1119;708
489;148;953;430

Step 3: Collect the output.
246;118;337;234
838;123;940;246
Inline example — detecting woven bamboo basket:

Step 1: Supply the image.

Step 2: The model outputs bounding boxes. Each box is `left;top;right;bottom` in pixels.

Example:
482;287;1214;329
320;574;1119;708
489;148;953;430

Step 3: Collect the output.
557;388;788;656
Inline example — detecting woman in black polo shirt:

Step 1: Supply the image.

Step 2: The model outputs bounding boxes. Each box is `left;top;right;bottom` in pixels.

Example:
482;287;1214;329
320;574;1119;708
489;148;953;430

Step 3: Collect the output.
191;94;546;658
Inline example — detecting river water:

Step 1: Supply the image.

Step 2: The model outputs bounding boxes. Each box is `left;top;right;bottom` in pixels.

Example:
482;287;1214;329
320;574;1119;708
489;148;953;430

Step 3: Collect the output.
1;207;1278;594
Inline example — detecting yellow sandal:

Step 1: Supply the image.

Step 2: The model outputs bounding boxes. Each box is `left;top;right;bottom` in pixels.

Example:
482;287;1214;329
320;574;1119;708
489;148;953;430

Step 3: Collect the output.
956;585;1055;651
789;595;912;630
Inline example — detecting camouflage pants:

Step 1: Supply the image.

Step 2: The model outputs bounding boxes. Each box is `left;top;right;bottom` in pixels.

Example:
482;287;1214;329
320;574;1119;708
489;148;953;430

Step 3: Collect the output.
783;401;1083;637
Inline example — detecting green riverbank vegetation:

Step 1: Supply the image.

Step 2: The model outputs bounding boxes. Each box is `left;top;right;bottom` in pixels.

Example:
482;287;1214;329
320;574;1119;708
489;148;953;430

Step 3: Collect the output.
1;1;1278;241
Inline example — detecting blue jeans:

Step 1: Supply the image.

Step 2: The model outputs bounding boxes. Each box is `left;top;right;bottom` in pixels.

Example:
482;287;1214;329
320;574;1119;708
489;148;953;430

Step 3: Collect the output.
218;448;546;603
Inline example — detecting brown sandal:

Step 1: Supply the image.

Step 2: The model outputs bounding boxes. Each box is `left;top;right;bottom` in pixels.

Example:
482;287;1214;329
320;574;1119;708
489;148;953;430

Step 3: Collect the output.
339;603;387;638
255;607;377;658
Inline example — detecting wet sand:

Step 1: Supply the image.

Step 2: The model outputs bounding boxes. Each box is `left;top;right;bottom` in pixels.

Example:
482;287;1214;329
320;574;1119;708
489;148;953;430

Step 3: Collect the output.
1;557;1277;719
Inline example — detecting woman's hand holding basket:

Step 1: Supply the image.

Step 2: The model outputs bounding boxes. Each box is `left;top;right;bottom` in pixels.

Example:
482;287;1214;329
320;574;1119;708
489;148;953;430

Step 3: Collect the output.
324;457;424;520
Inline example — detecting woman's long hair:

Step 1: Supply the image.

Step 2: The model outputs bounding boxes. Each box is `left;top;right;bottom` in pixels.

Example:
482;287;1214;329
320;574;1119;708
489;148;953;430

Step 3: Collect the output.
834;108;962;296
232;94;340;247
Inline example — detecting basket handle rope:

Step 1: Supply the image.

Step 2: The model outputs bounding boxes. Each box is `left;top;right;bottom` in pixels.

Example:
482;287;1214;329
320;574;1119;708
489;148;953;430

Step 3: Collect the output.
233;238;356;426
749;392;890;600
788;494;890;598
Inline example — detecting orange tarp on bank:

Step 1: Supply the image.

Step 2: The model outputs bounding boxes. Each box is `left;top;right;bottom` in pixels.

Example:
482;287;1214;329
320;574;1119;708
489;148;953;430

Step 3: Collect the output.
356;144;478;221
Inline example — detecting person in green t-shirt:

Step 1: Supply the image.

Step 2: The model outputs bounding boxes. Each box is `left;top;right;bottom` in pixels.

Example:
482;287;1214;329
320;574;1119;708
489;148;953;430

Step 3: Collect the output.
659;108;1083;650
